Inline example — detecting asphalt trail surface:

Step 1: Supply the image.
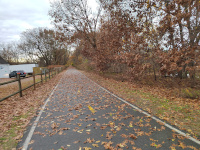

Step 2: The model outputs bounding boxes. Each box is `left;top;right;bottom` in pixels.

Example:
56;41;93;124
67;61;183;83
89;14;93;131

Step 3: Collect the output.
18;68;200;150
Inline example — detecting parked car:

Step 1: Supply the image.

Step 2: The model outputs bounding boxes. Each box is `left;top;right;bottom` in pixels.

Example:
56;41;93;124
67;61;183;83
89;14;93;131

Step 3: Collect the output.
9;70;26;78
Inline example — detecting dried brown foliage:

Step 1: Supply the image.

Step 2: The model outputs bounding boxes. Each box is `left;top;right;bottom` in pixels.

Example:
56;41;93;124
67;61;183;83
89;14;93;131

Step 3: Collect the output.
50;0;200;85
0;71;65;149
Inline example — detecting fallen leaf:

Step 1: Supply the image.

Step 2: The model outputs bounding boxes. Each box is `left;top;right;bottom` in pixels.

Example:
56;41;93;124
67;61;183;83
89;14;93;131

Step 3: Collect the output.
129;134;137;140
83;147;92;150
74;140;80;144
92;144;99;147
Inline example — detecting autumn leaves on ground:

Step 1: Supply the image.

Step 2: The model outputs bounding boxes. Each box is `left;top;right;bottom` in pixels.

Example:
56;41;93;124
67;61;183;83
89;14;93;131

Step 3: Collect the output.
16;68;200;149
0;67;200;149
81;70;200;139
0;72;64;149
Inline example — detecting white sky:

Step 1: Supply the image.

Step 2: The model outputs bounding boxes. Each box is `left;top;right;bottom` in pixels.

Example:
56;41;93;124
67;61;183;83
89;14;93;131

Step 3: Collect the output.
0;0;53;43
0;0;98;44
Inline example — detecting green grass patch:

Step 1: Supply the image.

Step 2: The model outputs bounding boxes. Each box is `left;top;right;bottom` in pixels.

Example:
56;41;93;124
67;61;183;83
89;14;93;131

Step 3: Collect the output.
13;113;29;121
1;108;33;150
0;138;7;141
1;128;18;150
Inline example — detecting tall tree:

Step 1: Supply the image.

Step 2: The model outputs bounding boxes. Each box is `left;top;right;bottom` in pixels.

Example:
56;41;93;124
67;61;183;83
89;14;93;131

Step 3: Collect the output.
49;0;103;54
19;28;69;66
157;0;200;79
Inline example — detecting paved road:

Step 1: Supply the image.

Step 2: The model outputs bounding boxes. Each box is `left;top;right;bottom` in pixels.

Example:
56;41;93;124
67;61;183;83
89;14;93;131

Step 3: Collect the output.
18;68;200;150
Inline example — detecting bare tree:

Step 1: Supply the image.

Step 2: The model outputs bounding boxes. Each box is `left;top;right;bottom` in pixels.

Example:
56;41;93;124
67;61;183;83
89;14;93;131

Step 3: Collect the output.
49;0;103;53
19;27;69;66
0;42;20;64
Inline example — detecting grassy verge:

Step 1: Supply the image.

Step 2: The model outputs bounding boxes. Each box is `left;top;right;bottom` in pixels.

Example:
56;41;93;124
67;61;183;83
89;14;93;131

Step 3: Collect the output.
0;108;34;149
80;70;200;140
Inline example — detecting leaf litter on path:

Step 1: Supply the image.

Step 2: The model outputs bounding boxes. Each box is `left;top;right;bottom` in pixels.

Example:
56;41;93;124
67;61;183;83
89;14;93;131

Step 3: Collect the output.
17;68;200;150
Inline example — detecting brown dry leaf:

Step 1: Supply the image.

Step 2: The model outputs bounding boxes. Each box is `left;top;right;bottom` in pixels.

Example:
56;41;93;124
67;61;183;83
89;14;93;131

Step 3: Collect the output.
106;132;113;140
121;134;128;138
83;147;92;150
103;141;113;149
129;134;137;140
170;146;176;150
95;123;100;126
58;130;63;135
77;123;82;126
145;131;152;136
161;126;166;130
74;140;80;144
29;140;34;145
92;144;99;147
62;127;70;130
187;145;198;150
100;126;107;130
156;144;162;148
96;140;101;143
116;126;122;131
54;141;58;144
119;123;126;126
132;147;142;150
84;138;94;143
51;122;60;129
150;142;157;147
136;131;144;136
117;140;128;149
109;121;115;128
150;138;158;142
178;141;186;149
129;140;135;145
117;143;125;148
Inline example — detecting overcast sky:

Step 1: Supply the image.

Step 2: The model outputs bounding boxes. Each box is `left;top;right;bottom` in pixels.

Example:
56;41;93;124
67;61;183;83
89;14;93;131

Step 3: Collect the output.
0;0;98;44
0;0;53;43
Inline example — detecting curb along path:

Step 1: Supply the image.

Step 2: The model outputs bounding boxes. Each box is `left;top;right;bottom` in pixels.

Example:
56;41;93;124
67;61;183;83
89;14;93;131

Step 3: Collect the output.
18;68;200;150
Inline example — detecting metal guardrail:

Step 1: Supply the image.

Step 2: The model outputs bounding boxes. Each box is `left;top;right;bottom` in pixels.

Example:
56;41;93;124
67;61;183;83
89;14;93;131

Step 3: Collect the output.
0;68;64;102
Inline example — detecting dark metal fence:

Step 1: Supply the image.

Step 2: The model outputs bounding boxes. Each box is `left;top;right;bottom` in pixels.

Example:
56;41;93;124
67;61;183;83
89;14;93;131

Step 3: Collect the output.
0;68;63;102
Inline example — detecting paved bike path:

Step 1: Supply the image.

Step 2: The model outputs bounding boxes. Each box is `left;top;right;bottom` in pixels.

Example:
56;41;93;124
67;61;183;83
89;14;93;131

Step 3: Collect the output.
18;68;200;149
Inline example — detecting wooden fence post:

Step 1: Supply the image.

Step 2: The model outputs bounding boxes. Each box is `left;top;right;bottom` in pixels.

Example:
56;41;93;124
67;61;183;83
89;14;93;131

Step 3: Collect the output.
49;69;50;79
33;72;36;90
41;70;43;84
45;70;47;82
17;74;22;97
